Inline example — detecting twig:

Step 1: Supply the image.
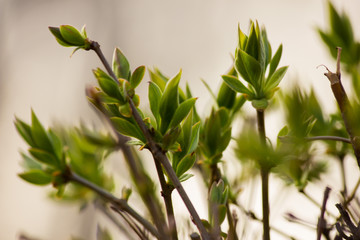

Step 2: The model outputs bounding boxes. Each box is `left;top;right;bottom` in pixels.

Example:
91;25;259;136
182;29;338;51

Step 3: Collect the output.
317;186;331;240
301;189;337;219
305;136;351;144
111;206;150;240
68;171;160;238
320;47;360;167
256;109;270;240
89;41;209;239
344;177;360;207
89;41;172;239
95;200;135;239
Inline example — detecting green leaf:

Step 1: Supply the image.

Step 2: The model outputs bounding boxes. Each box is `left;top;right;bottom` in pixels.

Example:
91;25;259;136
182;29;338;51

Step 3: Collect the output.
149;69;167;91
244;22;259;60
265;66;288;91
218;204;227;224
29;148;58;167
222;75;252;95
268;44;283;79
178;173;193;182
187;122;201;154
148;81;162;128
14;117;35;147
159;70;182;133
48;129;63;162
19;170;52;185
93;68;123;100
217;81;236;109
317;30;337;59
31;110;53;152
111;117;145;142
277;126;288;147
130;65;145;89
49;27;72;47
238;25;248;49
235;49;262;89
20;152;42;170
113;48;130;80
169;98;197;129
176;153;196;177
59;25;85;46
217;128;232;153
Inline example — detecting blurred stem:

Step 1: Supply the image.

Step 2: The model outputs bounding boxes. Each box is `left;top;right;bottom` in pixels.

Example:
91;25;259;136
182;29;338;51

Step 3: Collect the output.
305;136;351;144
68;171;160;238
344;176;360;207
89;41;209;239
338;155;348;199
154;159;178;240
322;47;360;167
256;109;270;240
300;189;336;219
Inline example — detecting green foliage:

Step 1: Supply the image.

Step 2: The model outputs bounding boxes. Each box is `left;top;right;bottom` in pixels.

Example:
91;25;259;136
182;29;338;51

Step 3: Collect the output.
222;21;288;110
17;10;360;239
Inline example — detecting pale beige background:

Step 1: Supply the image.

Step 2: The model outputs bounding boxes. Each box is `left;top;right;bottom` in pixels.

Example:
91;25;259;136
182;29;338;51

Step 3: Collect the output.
1;0;360;239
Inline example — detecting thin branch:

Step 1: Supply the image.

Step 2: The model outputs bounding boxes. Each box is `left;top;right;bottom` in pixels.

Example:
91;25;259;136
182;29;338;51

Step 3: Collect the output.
301;189;337;219
95;200;135;239
111;206;150;240
154;159;178;240
89;40;206;239
317;186;331;240
129;98;209;239
321;47;360;167
345;177;360;207
305;136;351;144
256;109;270;240
68;171;160;239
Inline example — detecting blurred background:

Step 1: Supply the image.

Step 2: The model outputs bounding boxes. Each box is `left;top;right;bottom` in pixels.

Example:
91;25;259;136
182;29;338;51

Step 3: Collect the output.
1;0;360;239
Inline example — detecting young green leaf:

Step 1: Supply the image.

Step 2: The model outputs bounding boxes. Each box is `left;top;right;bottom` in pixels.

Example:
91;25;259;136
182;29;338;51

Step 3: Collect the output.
31;110;53;153
169;98;197;129
265;65;288;91
29;148;58;167
176;153;196;177
148;81;162;127
113;48;130;80
20;152;42;170
217;128;232;153
244;23;259;60
48;129;63;162
187;122;201;154
14;117;35;147
18;170;52;185
130;65;145;89
217;82;236;109
48;27;72;47
93;68;123;100
268;44;283;79
149;68;167;91
222;75;252;95
159;70;182;133
235;49;261;88
178;173;194;182
59;25;85;46
110;117;145;143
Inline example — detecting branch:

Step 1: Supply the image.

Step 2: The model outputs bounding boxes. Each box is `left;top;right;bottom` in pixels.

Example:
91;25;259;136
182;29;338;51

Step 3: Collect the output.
320;47;360;167
317;187;331;240
68;171;160;239
305;136;351;144
257;109;270;240
89;41;208;239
